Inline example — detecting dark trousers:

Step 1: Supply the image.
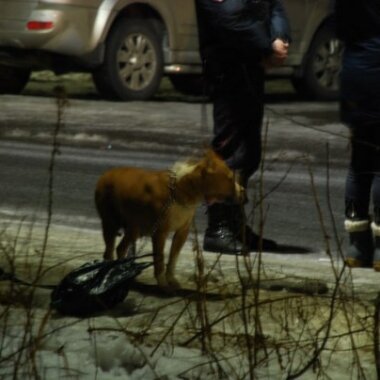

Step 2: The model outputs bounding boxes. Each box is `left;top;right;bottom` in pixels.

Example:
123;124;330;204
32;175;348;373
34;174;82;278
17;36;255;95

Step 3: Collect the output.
345;125;380;218
204;53;265;187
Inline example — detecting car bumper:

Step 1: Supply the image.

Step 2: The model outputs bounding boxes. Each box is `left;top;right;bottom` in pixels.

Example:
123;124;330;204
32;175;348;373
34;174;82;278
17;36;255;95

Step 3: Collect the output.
0;5;104;56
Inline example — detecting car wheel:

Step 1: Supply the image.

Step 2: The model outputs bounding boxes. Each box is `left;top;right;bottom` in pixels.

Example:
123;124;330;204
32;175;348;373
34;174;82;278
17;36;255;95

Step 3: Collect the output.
0;65;30;94
292;23;343;100
92;19;163;101
169;74;206;96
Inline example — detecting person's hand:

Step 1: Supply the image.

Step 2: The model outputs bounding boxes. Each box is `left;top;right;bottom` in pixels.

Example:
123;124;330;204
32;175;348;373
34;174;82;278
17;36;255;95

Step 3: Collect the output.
272;38;289;61
262;39;289;69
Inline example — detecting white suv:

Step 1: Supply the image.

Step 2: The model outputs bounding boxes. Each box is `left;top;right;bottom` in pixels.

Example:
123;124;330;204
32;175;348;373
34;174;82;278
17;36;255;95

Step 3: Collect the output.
0;0;341;100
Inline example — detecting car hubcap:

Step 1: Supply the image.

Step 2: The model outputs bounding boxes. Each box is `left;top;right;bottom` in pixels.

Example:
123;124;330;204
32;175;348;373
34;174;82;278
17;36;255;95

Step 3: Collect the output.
313;39;343;91
117;33;157;91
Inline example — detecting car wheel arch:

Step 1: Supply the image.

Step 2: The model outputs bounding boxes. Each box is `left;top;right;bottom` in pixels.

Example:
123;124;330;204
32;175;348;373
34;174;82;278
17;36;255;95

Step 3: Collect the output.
295;16;336;78
106;3;168;43
292;16;342;100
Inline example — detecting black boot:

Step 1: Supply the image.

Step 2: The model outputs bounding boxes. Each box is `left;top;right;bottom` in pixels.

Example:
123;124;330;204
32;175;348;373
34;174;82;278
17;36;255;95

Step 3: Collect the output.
344;202;373;268
203;203;277;254
203;203;244;253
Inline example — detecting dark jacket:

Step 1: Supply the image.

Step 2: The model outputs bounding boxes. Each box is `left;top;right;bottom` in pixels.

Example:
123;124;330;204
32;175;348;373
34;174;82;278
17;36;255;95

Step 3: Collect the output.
335;0;380;126
335;0;380;43
196;0;291;61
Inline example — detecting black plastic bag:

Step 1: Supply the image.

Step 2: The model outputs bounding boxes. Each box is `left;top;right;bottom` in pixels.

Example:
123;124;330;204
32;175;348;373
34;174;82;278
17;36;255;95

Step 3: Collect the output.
50;257;151;316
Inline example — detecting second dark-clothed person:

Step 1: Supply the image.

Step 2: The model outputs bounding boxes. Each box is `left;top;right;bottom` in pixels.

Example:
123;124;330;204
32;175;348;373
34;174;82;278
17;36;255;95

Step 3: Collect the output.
335;0;380;269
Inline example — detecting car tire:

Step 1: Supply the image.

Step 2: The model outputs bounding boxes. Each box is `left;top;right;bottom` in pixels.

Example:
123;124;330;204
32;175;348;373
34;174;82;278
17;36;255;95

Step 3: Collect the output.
292;23;343;101
92;19;163;101
0;65;30;94
169;74;206;96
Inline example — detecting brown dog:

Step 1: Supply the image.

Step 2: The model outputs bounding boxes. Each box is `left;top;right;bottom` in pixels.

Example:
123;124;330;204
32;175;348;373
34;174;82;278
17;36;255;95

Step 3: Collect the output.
95;149;244;289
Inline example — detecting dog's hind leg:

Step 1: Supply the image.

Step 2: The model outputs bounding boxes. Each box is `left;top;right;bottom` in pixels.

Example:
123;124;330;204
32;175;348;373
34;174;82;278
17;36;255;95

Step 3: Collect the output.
102;222;118;260
116;228;137;259
166;223;191;289
152;230;169;288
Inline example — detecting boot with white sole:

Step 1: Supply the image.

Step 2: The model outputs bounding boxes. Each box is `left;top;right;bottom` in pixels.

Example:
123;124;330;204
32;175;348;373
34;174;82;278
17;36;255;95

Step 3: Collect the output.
344;219;373;268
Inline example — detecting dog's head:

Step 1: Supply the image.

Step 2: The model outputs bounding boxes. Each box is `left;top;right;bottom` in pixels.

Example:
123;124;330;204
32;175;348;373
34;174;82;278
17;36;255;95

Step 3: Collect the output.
200;149;245;204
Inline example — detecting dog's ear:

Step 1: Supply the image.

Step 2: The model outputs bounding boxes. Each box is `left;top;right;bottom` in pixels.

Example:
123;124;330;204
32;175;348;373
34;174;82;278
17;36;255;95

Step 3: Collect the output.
203;149;214;169
204;148;220;162
202;148;222;174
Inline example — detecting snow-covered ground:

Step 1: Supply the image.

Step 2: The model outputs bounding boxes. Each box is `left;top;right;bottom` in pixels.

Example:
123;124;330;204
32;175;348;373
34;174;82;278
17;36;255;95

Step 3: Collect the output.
0;219;378;379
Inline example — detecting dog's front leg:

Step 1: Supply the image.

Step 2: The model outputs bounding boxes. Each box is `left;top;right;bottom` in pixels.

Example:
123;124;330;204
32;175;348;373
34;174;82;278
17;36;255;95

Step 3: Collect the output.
166;223;190;289
152;230;169;288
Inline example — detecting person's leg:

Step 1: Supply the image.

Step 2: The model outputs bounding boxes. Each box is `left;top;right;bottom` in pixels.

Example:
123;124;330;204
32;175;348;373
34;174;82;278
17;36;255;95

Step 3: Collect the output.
203;58;276;253
203;59;252;253
210;61;264;179
344;126;375;267
221;63;277;251
371;126;380;270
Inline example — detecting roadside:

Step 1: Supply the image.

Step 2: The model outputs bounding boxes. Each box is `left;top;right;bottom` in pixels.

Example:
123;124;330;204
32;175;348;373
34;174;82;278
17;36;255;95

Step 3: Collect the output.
0;217;378;379
2;217;380;303
24;71;296;101
23;71;205;102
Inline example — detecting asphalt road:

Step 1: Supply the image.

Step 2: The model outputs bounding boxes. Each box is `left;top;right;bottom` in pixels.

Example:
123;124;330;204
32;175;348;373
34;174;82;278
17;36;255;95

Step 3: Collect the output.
0;92;348;257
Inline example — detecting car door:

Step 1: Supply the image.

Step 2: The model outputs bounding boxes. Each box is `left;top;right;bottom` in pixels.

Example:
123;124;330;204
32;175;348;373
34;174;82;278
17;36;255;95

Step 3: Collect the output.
284;0;341;100
165;0;199;63
283;0;329;65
